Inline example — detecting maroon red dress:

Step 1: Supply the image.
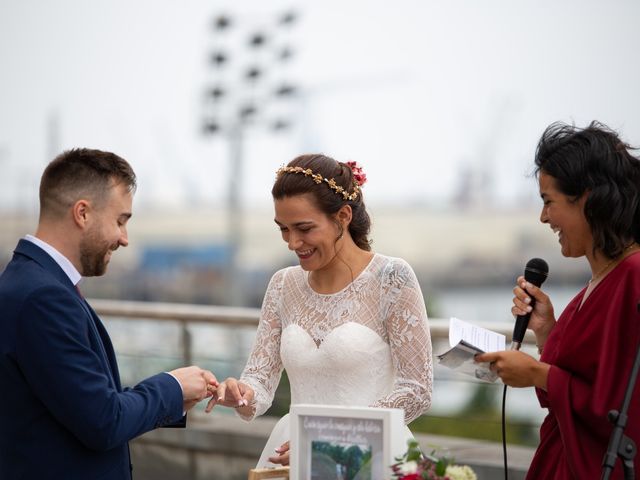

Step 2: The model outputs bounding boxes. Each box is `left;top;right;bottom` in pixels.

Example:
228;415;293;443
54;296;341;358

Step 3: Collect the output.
527;252;640;479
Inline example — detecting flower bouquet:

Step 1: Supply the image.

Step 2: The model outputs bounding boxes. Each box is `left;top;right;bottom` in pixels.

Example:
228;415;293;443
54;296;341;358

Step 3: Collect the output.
391;439;477;480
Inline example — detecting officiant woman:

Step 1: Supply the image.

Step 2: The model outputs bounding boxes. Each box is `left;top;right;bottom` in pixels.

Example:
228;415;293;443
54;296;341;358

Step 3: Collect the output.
477;121;640;479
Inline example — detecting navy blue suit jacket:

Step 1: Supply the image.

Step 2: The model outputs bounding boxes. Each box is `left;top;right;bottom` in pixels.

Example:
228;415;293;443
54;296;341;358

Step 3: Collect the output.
0;240;185;479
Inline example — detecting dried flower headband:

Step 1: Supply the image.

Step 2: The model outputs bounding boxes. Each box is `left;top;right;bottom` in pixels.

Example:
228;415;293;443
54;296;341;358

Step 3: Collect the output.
276;161;367;201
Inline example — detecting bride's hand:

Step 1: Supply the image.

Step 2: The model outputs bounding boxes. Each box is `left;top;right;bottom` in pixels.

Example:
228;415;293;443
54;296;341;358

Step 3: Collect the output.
268;441;290;466
205;377;255;413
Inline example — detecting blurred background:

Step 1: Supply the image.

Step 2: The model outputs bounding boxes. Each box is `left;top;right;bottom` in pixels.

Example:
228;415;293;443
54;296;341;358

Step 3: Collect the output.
2;0;640;475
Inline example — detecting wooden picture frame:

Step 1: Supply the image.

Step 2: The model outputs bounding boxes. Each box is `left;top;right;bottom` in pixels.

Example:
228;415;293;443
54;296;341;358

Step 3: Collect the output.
247;467;290;480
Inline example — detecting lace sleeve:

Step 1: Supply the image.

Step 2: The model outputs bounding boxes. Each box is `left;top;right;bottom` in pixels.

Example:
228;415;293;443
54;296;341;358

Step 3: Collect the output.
371;259;433;423
238;269;286;421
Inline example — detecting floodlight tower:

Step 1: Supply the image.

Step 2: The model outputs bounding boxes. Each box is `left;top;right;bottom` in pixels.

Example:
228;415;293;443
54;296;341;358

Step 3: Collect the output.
202;10;299;306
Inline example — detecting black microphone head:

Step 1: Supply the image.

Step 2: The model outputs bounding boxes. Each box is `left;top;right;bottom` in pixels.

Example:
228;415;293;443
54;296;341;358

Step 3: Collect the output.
524;258;549;287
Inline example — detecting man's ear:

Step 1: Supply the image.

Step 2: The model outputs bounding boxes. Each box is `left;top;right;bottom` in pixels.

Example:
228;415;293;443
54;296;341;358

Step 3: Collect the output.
72;199;91;229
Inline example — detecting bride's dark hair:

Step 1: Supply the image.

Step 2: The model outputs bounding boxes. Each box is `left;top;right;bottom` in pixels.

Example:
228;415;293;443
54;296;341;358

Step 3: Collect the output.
272;154;372;251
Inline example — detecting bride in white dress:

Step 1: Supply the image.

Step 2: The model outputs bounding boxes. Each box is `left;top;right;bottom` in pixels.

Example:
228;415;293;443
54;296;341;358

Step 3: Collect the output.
207;154;433;468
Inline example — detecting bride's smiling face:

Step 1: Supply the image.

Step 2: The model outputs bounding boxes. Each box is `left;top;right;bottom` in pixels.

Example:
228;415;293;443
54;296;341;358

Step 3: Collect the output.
274;194;342;271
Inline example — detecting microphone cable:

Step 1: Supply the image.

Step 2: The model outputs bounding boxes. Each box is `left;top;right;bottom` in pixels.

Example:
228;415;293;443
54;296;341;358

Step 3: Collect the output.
503;258;548;479
502;383;508;480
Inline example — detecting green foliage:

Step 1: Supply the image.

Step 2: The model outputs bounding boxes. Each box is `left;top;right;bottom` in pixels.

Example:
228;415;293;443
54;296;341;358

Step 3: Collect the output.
403;440;422;463
263;370;291;417
435;458;447;476
409;384;539;447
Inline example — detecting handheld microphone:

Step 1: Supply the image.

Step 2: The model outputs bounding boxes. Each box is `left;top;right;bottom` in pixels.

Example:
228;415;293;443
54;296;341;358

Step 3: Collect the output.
510;258;549;350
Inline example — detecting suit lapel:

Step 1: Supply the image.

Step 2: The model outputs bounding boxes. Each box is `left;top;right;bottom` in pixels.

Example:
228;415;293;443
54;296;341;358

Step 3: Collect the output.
83;301;123;390
75;297;121;391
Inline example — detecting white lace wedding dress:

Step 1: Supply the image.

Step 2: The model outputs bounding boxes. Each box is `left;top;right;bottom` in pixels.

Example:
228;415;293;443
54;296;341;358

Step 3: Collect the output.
238;253;433;467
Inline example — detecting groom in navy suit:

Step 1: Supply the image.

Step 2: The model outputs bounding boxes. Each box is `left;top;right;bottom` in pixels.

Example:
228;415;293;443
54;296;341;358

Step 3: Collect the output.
0;149;218;479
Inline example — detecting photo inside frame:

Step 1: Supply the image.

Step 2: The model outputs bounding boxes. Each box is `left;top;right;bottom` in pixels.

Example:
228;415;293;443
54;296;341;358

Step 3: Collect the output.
299;415;384;479
310;440;372;480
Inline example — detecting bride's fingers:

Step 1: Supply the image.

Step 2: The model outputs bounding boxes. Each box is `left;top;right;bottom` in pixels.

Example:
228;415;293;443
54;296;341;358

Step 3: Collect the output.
238;383;255;406
268;450;290;466
215;379;244;407
268;451;290;465
227;381;246;407
215;382;228;404
269;440;290;464
205;395;217;413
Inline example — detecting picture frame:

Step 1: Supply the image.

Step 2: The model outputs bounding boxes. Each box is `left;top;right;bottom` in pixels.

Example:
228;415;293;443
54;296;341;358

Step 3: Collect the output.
289;404;405;480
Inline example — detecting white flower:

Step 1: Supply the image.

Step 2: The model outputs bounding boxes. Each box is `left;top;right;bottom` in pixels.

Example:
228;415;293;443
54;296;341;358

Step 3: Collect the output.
445;464;477;480
399;460;419;474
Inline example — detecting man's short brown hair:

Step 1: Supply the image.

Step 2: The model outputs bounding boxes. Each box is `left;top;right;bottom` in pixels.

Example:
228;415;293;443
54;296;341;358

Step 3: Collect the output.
39;148;136;219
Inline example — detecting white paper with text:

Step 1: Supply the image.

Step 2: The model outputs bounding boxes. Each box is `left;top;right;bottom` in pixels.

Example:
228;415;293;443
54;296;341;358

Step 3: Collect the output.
437;317;506;383
449;317;505;353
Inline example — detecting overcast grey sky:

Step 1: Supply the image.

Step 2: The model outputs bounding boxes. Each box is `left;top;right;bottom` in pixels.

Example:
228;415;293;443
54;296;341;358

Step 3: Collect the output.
1;0;639;213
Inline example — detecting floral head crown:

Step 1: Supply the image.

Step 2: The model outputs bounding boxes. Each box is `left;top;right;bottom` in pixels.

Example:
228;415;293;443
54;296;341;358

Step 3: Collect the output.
276;160;367;201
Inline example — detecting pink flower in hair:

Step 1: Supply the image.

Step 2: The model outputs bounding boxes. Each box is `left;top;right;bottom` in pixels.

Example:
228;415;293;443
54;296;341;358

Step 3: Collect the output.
346;161;367;187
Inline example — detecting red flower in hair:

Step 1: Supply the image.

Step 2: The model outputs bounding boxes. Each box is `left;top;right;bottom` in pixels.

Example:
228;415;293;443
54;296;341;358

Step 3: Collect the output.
346;161;367;186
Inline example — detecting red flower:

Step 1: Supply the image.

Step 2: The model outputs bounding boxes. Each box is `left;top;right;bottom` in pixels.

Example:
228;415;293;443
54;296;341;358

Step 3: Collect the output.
399;474;422;480
346;160;367;186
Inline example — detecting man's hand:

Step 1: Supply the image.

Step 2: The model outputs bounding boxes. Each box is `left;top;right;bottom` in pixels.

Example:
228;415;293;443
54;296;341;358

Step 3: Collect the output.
169;366;218;411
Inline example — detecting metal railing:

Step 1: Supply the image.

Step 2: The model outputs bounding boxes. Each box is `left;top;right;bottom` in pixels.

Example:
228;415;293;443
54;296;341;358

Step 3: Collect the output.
90;297;536;366
91;299;261;366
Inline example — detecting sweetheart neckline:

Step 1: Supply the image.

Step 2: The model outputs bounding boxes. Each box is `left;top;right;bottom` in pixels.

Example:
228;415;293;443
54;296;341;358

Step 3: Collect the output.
282;322;386;349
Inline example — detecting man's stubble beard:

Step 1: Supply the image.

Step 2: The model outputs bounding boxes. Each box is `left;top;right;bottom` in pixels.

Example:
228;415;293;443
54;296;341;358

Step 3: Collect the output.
79;224;117;277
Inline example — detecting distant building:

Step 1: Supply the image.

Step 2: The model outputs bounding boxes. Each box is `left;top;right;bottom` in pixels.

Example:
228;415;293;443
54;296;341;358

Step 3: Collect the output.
0;206;589;305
